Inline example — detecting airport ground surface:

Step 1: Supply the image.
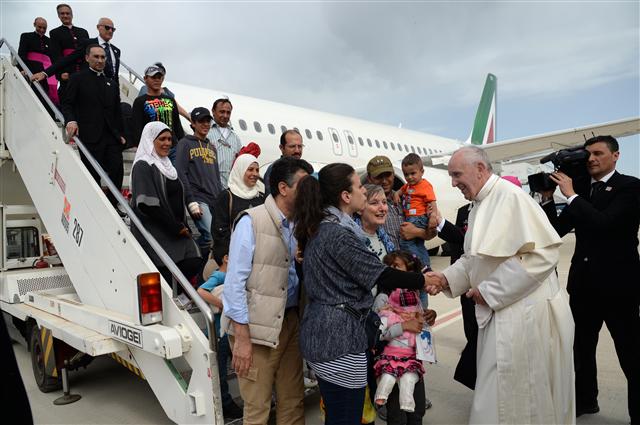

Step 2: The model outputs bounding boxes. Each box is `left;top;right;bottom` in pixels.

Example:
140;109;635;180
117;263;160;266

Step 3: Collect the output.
13;233;631;424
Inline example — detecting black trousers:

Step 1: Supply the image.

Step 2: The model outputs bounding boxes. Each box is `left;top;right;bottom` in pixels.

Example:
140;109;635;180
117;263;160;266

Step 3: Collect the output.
79;136;123;207
454;295;478;390
570;290;639;423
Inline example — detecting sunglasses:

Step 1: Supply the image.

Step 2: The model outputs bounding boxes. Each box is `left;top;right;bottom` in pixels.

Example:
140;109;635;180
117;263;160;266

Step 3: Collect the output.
101;25;116;32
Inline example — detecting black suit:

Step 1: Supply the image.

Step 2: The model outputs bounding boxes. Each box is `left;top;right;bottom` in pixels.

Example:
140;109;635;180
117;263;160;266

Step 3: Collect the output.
45;37;120;82
18;31;59;113
61;68;124;197
542;171;640;422
18;31;58;73
438;204;478;390
48;25;89;97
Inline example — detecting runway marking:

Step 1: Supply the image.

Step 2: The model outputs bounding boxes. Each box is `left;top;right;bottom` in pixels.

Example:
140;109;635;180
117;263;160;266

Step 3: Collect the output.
432;308;462;332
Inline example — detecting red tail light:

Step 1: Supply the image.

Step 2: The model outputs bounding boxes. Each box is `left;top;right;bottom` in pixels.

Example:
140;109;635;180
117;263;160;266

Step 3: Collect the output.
138;273;162;325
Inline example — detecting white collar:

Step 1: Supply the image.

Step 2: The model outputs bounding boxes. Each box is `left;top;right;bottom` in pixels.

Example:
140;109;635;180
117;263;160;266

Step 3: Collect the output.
591;169;615;185
97;35;109;45
475;174;499;203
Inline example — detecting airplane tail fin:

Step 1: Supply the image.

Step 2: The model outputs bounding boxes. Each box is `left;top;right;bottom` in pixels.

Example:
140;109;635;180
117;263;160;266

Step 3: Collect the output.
466;73;497;145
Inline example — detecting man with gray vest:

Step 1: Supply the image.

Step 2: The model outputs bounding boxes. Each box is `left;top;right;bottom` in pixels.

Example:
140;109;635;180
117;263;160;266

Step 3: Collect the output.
222;156;313;425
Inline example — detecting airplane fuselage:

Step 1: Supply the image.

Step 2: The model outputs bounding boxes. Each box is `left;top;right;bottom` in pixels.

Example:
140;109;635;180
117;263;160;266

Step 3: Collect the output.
168;81;469;246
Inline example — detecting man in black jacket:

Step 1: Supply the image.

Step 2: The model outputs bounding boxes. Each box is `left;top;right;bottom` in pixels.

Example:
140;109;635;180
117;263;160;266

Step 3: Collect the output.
18;17;58;104
430;204;477;389
60;44;125;206
48;4;89;98
539;135;639;423
32;17;121;84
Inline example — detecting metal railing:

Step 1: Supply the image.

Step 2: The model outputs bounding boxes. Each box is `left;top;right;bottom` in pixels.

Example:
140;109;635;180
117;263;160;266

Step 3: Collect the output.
0;38;217;353
120;60;144;86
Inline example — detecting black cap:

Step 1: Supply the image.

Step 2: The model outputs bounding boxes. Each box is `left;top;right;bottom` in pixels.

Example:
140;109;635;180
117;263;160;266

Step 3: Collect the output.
190;107;213;122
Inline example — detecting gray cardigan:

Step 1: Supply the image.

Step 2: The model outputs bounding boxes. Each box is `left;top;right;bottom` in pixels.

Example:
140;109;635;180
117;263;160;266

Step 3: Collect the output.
299;222;386;363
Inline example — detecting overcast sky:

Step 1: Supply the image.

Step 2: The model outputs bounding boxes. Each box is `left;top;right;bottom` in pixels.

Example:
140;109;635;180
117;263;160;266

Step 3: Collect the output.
2;1;638;176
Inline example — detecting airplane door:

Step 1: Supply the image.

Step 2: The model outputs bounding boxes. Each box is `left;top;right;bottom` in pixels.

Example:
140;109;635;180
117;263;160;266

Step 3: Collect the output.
343;130;358;157
327;128;343;156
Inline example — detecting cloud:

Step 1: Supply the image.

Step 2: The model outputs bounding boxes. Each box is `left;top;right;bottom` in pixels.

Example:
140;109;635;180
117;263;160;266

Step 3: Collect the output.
1;1;637;133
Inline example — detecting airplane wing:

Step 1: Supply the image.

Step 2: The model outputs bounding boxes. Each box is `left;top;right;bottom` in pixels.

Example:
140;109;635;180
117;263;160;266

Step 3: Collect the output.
480;117;640;164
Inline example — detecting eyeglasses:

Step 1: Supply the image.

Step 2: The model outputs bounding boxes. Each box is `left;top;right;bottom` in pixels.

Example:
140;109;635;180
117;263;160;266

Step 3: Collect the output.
101;25;116;32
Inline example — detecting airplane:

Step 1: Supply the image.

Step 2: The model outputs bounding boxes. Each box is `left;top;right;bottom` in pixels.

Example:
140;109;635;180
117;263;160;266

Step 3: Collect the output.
116;69;638;249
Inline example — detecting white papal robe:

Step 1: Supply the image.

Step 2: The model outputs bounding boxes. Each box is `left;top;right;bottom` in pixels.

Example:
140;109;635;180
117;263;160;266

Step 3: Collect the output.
443;174;575;425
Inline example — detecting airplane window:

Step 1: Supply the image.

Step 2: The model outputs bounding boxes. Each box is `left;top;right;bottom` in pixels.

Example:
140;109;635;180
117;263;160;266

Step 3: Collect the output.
239;119;248;131
418;147;424;155
347;135;354;145
254;121;262;132
316;130;324;141
390;142;395;151
375;139;380;148
404;144;409;151
397;143;402;152
332;133;339;143
411;146;415;153
367;138;372;147
358;137;364;146
428;148;433;154
281;125;287;134
305;129;312;139
383;141;388;149
268;123;275;134
294;127;300;133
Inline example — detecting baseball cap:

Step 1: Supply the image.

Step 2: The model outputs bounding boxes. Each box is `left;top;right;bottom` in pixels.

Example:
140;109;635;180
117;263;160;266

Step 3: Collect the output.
367;155;394;177
190;107;213;122
144;63;166;77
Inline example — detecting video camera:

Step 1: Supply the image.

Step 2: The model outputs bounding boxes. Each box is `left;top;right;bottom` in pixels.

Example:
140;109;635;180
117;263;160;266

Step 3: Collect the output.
528;146;589;193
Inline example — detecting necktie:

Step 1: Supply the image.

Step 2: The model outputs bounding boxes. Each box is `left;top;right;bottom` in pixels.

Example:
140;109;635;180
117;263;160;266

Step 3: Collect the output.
590;181;605;202
103;43;114;78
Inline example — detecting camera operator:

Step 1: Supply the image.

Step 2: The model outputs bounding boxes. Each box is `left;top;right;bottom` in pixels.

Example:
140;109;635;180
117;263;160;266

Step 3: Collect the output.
537;135;639;423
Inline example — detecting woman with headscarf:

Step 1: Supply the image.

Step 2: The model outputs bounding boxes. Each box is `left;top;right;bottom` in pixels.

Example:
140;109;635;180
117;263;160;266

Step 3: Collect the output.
211;153;266;253
130;121;201;285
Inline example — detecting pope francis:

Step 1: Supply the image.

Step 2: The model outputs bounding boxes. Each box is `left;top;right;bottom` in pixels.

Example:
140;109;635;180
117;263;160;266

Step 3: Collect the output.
426;146;575;424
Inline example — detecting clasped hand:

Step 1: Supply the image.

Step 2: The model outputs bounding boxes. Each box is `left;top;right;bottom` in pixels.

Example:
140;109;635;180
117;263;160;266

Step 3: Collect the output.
423;270;447;295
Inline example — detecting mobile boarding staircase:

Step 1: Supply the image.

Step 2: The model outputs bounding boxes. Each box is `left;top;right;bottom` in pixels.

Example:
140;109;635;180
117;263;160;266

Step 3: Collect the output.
0;39;224;424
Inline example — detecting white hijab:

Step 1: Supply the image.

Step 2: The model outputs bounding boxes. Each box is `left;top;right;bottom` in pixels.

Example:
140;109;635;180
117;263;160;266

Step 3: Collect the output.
133;121;178;180
227;154;264;199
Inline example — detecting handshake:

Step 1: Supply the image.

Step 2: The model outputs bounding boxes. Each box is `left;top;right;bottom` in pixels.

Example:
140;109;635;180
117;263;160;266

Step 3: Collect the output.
422;271;448;295
422;270;487;305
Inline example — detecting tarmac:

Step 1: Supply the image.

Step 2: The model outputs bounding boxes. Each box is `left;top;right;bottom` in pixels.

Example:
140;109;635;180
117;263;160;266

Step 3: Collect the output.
12;233;631;424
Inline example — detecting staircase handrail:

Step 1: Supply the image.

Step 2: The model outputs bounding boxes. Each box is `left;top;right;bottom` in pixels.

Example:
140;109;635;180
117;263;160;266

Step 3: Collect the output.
0;37;217;352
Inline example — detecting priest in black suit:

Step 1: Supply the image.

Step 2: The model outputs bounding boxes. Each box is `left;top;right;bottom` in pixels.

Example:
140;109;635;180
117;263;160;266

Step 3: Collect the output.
431;203;477;390
32;17;121;84
60;44;125;207
18;17;60;104
539;135;639;423
48;4;89;98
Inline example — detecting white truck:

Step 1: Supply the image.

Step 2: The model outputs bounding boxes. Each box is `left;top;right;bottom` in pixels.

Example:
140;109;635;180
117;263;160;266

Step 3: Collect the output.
0;39;225;424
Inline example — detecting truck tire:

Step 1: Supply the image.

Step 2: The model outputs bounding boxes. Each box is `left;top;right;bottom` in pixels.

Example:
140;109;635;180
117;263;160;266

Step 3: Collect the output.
29;326;62;393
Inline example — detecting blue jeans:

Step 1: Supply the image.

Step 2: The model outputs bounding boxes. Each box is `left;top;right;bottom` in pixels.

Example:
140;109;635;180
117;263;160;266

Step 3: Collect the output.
399;215;430;267
317;377;365;425
194;201;213;251
217;335;234;407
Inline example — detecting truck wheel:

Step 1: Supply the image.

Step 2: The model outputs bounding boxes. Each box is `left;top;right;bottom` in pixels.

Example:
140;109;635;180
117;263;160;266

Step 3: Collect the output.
29;326;62;393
